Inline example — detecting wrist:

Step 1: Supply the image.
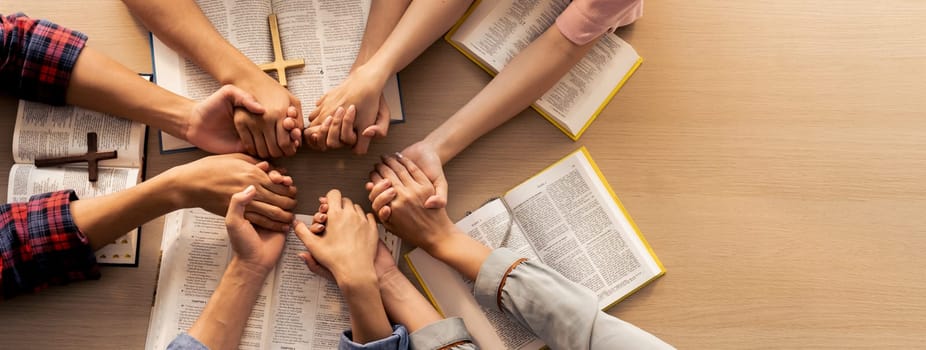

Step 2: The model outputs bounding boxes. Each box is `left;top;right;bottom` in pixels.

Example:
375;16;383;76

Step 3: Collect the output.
228;257;274;281
352;62;391;89
147;168;187;212
421;224;462;259
377;266;406;292
336;269;380;293
170;98;197;142
225;67;274;91
421;132;457;164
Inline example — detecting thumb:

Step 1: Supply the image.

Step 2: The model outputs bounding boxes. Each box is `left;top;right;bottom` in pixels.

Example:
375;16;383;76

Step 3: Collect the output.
361;108;390;138
226;185;256;227
224;85;265;115
424;175;448;209
293;220;321;247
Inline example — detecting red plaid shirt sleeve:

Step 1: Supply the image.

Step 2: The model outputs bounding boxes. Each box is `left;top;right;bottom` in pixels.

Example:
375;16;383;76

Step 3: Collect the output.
0;12;87;105
0;190;100;300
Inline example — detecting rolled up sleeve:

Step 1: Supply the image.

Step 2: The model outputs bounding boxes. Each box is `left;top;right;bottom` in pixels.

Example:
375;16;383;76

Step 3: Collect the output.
0;190;99;300
409;317;477;350
0;12;88;105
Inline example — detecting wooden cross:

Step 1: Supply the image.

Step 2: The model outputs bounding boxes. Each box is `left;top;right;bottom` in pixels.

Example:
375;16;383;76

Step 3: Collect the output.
34;132;117;182
257;14;305;87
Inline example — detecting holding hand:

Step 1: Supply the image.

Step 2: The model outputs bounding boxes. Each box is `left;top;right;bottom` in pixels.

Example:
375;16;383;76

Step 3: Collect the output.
186;85;266;154
304;67;391;154
293;189;380;284
234;75;303;158
225;185;287;273
367;154;456;252
365;141;449;224
303;196;400;283
163;153;298;232
294;190;394;343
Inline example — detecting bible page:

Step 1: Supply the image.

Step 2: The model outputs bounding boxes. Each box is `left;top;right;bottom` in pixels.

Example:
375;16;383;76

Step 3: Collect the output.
449;0;557;73
407;249;544;350
533;34;640;136
264;214;349;349
458;198;539;261
502;149;663;306
7;164;140;264
13;101;145;168
146;208;275;350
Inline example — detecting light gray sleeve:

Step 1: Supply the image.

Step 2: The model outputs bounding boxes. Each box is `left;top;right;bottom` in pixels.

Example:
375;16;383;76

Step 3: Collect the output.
473;248;673;350
409;317;479;350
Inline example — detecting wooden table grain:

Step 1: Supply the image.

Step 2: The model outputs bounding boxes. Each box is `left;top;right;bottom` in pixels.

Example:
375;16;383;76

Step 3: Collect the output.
1;0;925;348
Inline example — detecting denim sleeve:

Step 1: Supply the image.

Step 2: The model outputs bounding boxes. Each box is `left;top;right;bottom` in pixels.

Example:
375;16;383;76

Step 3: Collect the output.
473;248;673;350
339;324;410;350
409;317;477;350
166;333;209;350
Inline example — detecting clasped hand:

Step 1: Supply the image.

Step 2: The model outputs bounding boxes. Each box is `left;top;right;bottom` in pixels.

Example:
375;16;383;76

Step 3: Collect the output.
302;66;391;155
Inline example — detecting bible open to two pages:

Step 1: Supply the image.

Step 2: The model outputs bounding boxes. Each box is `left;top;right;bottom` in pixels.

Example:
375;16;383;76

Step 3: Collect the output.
7;83;149;265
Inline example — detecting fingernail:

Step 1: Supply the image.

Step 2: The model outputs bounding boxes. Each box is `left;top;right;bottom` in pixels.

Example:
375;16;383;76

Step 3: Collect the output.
243;185;255;194
395;152;404;159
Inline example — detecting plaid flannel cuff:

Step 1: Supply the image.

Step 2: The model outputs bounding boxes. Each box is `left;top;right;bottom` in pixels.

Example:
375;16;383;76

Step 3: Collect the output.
5;13;87;105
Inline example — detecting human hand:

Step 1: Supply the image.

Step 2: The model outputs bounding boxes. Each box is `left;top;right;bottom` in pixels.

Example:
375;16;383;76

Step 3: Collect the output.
225;185;287;273
185;85;266;154
302;105;356;152
165;153;298;232
365;142;448;221
294;189;380;284
304;67;390;154
303;196;399;283
234;75;303;158
367;154;456;252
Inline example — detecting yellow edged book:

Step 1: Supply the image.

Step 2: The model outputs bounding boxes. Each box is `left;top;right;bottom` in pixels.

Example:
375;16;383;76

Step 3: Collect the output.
406;147;665;349
446;0;643;140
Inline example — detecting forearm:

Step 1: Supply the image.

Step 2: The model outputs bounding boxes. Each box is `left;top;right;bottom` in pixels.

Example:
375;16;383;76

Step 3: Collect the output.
122;0;265;86
70;170;182;251
66;46;193;139
352;0;411;69
339;273;394;344
378;268;443;332
188;258;270;350
359;0;472;82
424;27;598;162
425;228;491;281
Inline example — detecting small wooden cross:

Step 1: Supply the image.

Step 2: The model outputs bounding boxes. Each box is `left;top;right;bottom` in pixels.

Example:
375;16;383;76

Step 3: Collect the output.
34;132;118;182
257;14;305;87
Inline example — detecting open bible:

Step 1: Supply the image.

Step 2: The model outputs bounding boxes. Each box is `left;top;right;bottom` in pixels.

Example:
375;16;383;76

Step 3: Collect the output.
153;0;405;152
446;0;643;140
407;147;664;349
7;89;148;265
145;209;402;349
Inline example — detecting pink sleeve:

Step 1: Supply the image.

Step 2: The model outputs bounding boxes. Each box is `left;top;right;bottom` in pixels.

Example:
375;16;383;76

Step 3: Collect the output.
555;0;643;45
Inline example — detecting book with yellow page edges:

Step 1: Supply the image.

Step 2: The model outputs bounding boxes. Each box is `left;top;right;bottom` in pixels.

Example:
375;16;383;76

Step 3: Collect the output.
446;0;643;140
406;147;664;349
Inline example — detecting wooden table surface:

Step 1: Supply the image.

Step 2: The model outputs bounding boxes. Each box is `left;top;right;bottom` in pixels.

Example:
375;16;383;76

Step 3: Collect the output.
1;1;925;348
